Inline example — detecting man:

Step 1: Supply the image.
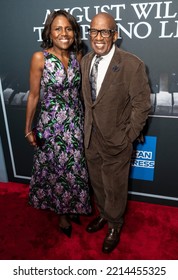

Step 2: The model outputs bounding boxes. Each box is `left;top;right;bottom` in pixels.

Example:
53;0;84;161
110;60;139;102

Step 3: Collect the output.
81;12;151;253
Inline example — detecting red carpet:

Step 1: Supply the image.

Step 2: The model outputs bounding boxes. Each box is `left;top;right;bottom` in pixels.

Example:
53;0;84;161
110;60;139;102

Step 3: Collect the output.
0;182;178;260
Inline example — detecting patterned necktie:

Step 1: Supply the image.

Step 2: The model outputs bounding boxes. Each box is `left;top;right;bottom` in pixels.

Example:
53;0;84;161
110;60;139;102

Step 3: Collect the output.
90;56;103;102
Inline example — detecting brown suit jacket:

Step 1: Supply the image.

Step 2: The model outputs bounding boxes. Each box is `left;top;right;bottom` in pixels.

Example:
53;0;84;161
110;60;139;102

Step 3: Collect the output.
81;46;151;151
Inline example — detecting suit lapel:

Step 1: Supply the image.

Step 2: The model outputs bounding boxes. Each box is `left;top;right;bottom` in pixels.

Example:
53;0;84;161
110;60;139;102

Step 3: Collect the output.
94;47;121;105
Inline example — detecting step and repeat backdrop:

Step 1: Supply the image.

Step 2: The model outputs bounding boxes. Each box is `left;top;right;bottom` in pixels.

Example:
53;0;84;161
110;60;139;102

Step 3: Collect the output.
0;0;178;206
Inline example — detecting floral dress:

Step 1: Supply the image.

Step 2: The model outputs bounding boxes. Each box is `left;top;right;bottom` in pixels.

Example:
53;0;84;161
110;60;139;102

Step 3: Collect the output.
29;51;91;215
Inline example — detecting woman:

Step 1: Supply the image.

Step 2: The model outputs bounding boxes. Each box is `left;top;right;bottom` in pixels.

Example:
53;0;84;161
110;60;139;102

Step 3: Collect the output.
25;10;91;237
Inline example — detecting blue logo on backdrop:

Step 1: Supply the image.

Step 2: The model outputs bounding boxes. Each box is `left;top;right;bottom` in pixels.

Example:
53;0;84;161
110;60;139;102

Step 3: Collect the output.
129;136;157;181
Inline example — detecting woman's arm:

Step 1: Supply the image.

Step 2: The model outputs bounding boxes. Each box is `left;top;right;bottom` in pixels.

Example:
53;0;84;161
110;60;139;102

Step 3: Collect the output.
25;51;44;146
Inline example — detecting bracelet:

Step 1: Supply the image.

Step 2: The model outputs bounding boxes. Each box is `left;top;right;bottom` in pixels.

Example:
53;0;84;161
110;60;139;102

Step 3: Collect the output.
25;131;32;138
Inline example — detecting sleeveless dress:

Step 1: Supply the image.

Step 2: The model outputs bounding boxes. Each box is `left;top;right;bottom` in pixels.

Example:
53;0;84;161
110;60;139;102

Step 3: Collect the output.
29;51;91;215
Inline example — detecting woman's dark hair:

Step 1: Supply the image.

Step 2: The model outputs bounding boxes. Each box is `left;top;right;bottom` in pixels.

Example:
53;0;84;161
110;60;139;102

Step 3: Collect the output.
41;10;82;53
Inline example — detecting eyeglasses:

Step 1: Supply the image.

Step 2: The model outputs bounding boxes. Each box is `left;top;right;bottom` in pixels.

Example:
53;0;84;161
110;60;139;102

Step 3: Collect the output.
88;29;116;38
